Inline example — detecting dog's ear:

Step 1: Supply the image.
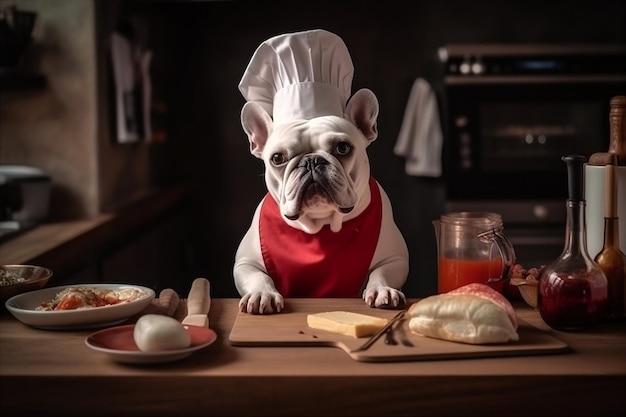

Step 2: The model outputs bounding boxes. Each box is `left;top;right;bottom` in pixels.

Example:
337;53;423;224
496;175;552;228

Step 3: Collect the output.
345;88;379;143
241;102;273;158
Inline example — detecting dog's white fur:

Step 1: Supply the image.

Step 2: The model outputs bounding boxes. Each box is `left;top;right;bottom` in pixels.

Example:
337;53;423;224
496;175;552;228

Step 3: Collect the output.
235;88;409;314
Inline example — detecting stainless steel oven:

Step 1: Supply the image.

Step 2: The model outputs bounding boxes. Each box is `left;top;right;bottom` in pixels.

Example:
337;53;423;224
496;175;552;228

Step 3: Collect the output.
439;43;626;266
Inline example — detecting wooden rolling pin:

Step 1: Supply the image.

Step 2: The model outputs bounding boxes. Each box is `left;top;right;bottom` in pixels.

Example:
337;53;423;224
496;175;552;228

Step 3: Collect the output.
139;288;180;317
604;153;618;219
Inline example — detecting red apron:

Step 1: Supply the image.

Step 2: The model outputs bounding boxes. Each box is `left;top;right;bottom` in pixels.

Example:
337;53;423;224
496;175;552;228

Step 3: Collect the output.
259;177;382;297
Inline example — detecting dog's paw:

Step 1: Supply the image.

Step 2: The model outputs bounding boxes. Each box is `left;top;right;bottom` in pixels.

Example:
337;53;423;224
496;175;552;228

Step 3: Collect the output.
239;291;285;314
363;286;406;309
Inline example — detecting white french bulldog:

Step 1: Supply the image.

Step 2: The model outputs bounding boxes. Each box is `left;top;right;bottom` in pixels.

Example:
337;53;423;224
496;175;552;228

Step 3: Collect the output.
234;88;409;314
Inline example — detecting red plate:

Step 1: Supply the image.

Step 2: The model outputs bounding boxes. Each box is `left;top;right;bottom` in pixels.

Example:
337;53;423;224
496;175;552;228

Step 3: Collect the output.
86;324;217;364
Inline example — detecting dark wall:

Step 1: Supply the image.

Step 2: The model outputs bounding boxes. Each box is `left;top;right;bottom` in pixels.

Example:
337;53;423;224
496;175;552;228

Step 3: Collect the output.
126;0;626;298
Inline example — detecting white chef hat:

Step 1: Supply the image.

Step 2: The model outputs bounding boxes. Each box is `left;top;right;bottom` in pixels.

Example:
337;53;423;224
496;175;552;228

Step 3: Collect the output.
238;29;354;125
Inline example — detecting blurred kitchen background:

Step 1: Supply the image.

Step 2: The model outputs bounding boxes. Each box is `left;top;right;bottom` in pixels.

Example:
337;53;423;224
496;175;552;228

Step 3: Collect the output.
1;0;625;298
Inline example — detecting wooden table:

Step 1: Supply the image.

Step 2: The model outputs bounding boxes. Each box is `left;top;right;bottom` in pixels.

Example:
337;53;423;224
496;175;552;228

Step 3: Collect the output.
1;298;625;416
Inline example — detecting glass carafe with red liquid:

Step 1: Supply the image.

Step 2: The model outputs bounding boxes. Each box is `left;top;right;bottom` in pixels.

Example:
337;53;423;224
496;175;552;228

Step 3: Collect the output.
538;155;608;330
433;212;516;294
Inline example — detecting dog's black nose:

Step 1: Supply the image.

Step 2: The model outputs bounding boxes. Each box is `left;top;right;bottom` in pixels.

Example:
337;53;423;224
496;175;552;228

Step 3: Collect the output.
303;156;328;171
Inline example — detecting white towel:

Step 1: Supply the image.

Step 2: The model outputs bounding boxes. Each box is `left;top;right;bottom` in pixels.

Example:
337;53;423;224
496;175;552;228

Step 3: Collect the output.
394;78;443;177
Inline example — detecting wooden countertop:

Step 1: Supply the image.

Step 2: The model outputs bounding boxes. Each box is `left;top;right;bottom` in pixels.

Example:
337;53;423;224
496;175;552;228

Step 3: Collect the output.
1;298;625;416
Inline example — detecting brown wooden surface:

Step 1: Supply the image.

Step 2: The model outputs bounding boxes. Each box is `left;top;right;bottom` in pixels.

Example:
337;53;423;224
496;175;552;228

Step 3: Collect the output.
1;298;625;416
229;298;568;362
0;215;112;266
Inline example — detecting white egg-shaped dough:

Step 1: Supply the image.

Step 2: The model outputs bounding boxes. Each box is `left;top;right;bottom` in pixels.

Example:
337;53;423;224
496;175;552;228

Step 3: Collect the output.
134;314;191;352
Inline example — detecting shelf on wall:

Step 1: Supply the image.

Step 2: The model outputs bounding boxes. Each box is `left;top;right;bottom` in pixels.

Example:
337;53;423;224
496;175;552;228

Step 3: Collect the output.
0;69;46;92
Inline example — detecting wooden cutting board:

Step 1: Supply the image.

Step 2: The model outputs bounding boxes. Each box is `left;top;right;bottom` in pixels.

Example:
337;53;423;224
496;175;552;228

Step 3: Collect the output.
228;298;569;362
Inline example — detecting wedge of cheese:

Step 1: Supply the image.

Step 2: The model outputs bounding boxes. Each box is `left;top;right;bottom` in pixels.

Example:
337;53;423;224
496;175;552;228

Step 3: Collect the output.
307;311;389;338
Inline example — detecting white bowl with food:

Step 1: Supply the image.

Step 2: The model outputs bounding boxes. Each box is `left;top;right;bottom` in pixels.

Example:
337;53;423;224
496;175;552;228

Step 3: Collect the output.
5;283;155;329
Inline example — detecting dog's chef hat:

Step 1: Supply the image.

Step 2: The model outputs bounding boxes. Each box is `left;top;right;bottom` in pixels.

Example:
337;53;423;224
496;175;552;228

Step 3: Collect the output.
238;29;354;124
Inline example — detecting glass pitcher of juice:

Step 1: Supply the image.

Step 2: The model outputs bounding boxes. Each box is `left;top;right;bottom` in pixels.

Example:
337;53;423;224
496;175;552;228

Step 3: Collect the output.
433;212;516;293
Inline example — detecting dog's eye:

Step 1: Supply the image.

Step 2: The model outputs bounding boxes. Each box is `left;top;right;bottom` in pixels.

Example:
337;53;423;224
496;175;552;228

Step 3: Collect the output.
270;153;287;166
335;141;352;156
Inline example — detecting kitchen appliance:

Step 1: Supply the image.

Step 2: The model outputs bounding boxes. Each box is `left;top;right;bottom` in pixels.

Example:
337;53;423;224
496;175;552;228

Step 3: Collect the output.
439;43;626;266
0;165;51;242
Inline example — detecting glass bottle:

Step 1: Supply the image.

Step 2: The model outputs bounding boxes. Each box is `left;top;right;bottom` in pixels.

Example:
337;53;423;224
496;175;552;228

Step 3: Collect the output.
537;155;608;331
595;210;626;322
593;97;626;322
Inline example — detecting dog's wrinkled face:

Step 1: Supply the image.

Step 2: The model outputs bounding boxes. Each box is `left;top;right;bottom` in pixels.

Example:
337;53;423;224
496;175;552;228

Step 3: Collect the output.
262;117;371;233
241;88;380;234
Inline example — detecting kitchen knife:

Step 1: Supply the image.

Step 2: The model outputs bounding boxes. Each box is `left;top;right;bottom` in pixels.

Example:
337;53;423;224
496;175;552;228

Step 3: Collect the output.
181;278;211;328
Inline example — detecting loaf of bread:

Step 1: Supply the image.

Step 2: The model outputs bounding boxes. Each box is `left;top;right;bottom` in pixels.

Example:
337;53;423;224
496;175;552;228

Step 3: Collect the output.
448;283;518;328
307;311;388;338
407;283;519;345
